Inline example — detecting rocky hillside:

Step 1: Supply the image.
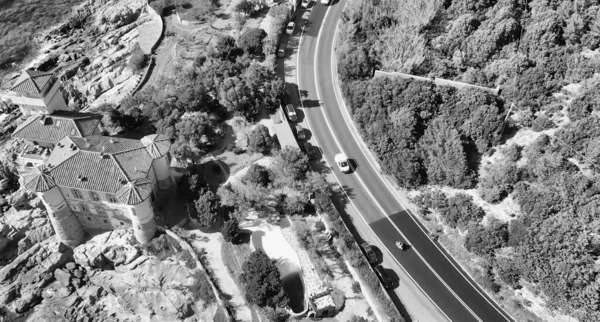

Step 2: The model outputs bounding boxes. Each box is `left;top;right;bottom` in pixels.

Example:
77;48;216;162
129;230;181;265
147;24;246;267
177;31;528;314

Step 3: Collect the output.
0;230;219;321
9;0;157;109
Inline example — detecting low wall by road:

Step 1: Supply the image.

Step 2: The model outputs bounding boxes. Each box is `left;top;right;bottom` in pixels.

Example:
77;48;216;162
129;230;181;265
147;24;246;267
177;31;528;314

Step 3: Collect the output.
374;70;500;95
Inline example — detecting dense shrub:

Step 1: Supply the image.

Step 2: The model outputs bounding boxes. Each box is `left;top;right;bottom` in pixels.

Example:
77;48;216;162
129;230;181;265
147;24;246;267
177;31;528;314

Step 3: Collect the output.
495;258;522;289
221;218;241;243
239;28;267;56
241;251;288;308
244;164;271;187
248;124;274;154
464;219;508;257
128;44;147;71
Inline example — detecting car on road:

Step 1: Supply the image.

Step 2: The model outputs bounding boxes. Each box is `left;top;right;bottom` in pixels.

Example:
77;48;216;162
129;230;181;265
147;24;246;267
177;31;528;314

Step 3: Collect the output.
360;242;378;264
334;153;351;173
295;124;306;140
304;143;318;160
286;21;295;35
374;266;393;289
277;47;286;58
301;0;311;8
320;0;330;5
285;104;297;121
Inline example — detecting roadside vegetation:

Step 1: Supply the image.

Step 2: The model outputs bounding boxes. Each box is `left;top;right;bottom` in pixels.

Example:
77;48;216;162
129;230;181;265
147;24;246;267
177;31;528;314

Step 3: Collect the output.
338;0;600;321
0;0;86;82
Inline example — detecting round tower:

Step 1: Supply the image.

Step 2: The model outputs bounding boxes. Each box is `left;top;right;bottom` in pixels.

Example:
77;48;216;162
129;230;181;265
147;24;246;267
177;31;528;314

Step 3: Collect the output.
117;178;156;244
23;166;84;247
141;134;173;189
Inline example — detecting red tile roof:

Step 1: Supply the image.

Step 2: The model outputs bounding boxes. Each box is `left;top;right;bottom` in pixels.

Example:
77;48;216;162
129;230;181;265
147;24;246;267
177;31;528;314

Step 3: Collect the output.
22;166;56;192
10;70;54;93
12;111;102;144
117;178;152;205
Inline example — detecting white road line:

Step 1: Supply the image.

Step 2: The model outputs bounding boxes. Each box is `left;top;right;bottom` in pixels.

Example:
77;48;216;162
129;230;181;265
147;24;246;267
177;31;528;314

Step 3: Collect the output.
328;13;515;322
307;7;481;322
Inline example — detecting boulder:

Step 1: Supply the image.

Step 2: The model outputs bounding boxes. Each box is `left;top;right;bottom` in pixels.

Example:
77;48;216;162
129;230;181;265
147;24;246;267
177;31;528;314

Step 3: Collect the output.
18;223;54;254
73;269;84;279
54;269;71;287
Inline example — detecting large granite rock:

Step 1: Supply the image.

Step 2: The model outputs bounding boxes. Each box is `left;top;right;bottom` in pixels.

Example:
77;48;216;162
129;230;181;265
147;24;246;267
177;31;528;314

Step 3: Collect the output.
1;230;220;321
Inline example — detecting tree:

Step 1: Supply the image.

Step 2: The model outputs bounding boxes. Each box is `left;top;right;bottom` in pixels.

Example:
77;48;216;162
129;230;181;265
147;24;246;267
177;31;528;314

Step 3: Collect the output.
193;188;222;227
338;46;375;81
418;118;473;188
441;193;486;229
494;258;521;289
273;147;310;183
349;316;370;322
241;251;288;308
244;164;271;187
464;219;508;256
234;0;254;15
248;124;274;154
238;28;267;56
129;44;147;71
215;35;242;61
178;173;207;201
221;218;241;243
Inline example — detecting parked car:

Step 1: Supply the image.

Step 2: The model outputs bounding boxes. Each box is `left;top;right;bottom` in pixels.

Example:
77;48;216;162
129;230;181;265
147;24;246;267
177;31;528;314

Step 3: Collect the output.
334;153;351;173
285;104;297;121
295;124;306;140
374;266;393;289
277;48;286;58
286;21;295;35
304;143;318;160
360;242;378;264
301;0;311;8
320;0;330;5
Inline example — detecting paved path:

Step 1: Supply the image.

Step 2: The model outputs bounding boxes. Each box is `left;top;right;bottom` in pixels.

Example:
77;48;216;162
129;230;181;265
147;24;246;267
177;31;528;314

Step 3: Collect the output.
282;1;516;322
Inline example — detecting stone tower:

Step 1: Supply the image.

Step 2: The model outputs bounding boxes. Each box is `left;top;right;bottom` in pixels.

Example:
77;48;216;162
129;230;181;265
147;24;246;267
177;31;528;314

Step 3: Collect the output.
4;70;70;117
141;134;173;189
116;178;157;244
22;166;85;247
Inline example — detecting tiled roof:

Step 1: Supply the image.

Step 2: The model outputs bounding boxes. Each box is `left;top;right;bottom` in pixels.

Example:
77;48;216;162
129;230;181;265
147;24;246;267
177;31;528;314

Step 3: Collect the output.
117;178;152;205
48;135;161;194
22;166;56;192
10;70;54;93
12;111;102;144
141;134;171;158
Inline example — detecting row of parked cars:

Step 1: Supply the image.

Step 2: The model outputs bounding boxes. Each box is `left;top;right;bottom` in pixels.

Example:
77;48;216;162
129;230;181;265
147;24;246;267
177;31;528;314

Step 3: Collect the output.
278;0;333;58
361;243;394;289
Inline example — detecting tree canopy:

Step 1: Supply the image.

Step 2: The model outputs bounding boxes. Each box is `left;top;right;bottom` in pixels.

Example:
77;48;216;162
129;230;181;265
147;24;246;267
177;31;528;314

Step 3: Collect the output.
241;250;288;308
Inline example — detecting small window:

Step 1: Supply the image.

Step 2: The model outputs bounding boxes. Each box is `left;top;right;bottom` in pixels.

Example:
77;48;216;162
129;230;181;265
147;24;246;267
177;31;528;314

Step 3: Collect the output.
96;206;106;215
72;189;83;199
80;204;90;212
103;219;108;224
87;217;92;221
71;205;77;211
120;221;124;226
89;192;101;202
131;208;137;217
106;194;118;203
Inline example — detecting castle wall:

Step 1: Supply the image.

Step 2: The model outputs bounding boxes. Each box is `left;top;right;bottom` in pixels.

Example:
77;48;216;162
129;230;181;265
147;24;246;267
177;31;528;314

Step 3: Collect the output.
153;154;173;189
39;186;85;247
130;198;156;244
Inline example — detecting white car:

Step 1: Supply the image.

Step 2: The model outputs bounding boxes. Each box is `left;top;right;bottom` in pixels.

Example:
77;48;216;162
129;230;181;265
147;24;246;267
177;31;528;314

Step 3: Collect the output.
320;0;330;5
301;0;311;8
335;153;351;173
286;21;295;35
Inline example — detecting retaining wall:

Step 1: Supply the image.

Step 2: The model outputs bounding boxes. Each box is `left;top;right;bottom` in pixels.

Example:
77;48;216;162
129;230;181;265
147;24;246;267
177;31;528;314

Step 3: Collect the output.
374;70;501;95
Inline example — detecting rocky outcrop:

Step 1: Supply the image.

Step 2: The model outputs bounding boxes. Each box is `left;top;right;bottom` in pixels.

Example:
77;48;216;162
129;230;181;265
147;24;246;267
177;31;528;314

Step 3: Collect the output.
0;229;220;321
28;0;152;108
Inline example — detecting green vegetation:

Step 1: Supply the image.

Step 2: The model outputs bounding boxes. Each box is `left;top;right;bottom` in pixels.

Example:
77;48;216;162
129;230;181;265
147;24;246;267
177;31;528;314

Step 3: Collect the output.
0;0;85;78
118;36;285;163
248;125;274;155
339;0;600;320
241;250;288;308
128;43;148;71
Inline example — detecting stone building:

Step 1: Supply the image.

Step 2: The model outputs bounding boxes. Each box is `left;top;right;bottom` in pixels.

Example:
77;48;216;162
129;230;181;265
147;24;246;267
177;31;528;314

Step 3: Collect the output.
2;70;70;116
8;69;172;247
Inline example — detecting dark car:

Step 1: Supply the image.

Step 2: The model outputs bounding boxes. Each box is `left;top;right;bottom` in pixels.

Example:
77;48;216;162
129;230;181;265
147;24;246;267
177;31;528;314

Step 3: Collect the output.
374;266;393;289
304;143;318;160
295;124;306;140
361;242;378;264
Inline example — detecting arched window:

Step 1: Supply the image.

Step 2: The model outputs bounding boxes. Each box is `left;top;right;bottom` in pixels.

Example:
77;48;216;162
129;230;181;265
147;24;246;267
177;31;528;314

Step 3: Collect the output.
71;189;83;199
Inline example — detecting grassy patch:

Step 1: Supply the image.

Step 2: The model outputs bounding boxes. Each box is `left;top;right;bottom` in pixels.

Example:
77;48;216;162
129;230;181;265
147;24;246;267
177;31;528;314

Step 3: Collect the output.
0;0;85;77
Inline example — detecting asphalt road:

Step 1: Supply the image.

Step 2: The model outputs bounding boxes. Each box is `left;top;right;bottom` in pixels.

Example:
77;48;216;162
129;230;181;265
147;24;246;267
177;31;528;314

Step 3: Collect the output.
293;1;516;321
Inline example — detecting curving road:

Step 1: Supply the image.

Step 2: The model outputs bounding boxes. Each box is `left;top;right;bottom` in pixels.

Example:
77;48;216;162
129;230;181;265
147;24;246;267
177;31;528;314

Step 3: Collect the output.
290;1;516;322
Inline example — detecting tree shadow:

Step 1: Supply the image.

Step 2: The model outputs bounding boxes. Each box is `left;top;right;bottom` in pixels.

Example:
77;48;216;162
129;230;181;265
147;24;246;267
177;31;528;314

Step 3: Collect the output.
301;98;321;108
385;269;414;322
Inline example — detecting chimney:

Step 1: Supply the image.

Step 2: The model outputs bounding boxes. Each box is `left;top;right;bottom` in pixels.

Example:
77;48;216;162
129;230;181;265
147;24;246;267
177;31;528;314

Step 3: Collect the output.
77;174;83;181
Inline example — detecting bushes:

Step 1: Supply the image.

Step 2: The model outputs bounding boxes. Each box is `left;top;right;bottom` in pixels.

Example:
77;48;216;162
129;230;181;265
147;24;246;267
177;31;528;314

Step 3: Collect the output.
464;219;508;257
248;124;274;154
241;250;288;308
129;44;148;71
221;218;241;243
244;164;271;187
239;28;267;56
